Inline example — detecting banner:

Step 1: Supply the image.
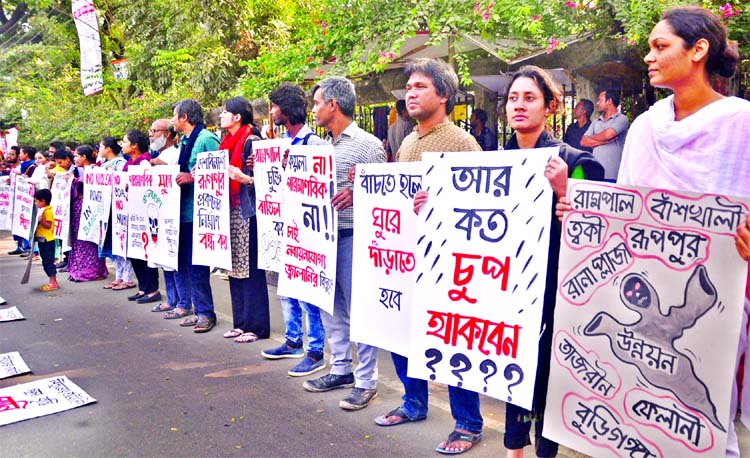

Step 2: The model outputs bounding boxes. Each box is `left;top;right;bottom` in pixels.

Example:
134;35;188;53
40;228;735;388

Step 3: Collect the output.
0;176;11;230
351;162;423;355
0;376;96;426
11;175;34;240
111;171;129;258
543;181;750;457
71;0;103;96
407;149;556;409
192;150;231;269
76;167;112;246
126;165;150;261
0;306;24;322
144;165;180;270
253;138;291;272
0;352;31;379
50;173;73;252
276;145;338;314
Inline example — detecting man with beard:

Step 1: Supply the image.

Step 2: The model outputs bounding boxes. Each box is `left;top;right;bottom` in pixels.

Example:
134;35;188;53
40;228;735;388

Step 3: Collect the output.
149;119;180;166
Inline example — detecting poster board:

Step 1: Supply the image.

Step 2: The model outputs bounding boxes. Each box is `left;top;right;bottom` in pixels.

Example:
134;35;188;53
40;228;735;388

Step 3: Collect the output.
407;149;556;409
192;150;232;270
111;171;129;258
350;161;423;355
543;180;750;457
253;138;291;272
0;376;96;426
76;166;112;246
50;172;72;252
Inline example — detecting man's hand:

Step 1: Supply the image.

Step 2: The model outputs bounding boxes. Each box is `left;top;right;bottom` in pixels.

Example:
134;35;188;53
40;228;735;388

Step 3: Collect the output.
176;171;193;185
736;214;750;261
413;190;428;215
332;188;353;211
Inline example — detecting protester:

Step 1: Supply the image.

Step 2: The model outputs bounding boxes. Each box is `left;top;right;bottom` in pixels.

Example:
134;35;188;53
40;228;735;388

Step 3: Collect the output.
469;108;498;151
301;77;386;410
33;188;58;291
99;136;135;291
6;146;30;256
165;99;220;333
149;119;180;166
66;145;109;283
376;58;485;455
386;99;412;160
260;83;327;377
218;96;270;343
501;65;603;458
28;149;50;189
122;130;161;304
50;149;74;268
17;146;37;177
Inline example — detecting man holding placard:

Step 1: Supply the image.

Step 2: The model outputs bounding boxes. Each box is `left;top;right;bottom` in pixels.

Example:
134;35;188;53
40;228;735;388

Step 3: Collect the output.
301;77;386;411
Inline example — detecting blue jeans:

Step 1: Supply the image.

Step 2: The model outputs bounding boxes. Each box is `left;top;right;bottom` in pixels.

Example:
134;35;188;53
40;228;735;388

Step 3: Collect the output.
175;222;215;320
280;296;325;355
163;270;179;306
13;235;29;251
392;352;483;434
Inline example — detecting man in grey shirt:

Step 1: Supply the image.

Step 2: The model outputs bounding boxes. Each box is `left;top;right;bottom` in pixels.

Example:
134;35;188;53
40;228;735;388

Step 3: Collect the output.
581;89;629;181
386;99;413;161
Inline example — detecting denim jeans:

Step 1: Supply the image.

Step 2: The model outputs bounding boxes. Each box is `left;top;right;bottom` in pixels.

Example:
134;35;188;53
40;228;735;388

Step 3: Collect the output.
392;352;483;434
175;222;215;320
13;235;30;250
280;296;325;355
163;270;179;306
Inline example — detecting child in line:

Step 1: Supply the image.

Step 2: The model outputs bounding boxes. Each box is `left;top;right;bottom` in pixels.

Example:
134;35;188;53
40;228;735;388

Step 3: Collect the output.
34;188;58;292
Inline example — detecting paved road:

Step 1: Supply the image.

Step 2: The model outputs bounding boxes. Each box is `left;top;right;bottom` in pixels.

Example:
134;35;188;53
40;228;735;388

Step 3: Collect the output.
1;232;747;457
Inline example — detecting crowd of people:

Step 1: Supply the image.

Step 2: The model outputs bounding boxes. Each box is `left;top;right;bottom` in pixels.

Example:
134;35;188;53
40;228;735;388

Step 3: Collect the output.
2;6;750;456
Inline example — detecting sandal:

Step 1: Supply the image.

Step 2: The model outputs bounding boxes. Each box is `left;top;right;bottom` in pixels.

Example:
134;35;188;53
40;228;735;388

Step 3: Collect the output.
194;317;215;333
112;282;136;290
164;309;192;320
223;328;244;339
40;283;59;292
103;280;123;289
234;332;258;343
435;430;483;455
151;303;174;312
374;406;424;427
179;315;199;327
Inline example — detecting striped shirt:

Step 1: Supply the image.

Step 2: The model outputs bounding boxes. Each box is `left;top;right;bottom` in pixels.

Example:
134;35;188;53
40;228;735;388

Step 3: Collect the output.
333;121;386;230
397;121;481;162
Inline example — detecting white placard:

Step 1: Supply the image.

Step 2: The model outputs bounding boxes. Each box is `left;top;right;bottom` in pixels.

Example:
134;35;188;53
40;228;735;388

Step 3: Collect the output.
0;376;96;426
77;167;112;246
276;144;338;314
543;181;750;457
0;306;24;322
192;150;232;270
253;138;291;272
407;149;556;409
111;171;129;258
50;173;72;252
144;165;180;270
351;162;423;355
11;174;34;240
0;176;11;230
0;352;31;379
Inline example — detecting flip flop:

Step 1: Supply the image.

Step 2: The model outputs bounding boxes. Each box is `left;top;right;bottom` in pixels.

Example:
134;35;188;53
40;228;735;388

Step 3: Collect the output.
223;328;244;339
374;406;424;426
40;284;59;292
112;282;136;290
103;280;123;289
234;332;258;343
435;431;482;455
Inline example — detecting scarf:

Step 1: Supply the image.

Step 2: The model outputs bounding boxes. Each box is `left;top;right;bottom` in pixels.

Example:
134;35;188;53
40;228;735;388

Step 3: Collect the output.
219;124;252;208
178;123;205;173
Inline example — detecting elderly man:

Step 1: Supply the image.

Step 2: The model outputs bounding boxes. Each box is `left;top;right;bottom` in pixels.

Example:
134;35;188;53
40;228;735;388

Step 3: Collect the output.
149;118;180;166
301;77;386;411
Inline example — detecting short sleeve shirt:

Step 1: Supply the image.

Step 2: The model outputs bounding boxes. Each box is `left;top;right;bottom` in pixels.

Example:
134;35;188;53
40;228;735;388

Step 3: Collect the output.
584;112;629;180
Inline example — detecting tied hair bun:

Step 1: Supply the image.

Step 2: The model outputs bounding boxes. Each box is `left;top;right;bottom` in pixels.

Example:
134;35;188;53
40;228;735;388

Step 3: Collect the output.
715;40;739;78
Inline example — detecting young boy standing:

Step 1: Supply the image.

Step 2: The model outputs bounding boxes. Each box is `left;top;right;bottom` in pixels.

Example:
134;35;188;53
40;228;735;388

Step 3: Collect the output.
34;188;58;291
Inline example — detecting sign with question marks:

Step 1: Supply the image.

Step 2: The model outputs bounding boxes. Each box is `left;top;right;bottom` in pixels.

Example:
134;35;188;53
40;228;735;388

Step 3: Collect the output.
192;150;232;270
544;181;750;457
407;149;556;410
276;144;338;315
77;166;112;247
253;138;291;273
350;161;424;356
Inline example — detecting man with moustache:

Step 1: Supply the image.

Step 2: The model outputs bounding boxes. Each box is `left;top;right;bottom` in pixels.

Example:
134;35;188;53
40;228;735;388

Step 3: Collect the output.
149;118;180;166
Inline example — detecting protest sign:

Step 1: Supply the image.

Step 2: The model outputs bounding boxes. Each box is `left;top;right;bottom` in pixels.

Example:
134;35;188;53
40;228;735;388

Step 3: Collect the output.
111;171;129;258
50;172;72;252
407;149;556;409
276;144;337;314
543;180;750;457
253;138;291;272
11;174;34;240
192;150;231;270
0;376;96;426
144;166;180;269
0;352;31;379
0;176;11;230
76;167;112;246
0;306;24;322
351;162;423;355
126;165;151;261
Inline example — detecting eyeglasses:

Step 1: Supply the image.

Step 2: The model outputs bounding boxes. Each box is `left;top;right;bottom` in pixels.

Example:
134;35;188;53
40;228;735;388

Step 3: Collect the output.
149;129;167;134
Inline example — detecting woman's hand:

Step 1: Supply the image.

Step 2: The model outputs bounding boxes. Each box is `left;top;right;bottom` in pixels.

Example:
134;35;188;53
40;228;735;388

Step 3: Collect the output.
555;196;572;222
736;214;750;261
228;165;253;186
246;153;256;171
414;190;429;215
544;156;568;199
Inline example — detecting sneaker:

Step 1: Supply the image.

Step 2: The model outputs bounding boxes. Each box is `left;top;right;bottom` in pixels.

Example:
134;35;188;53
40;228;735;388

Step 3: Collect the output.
7;248;24;255
339;387;378;411
54;260;68;269
262;341;304;360
302;373;354;392
288;355;325;377
19;251;31;258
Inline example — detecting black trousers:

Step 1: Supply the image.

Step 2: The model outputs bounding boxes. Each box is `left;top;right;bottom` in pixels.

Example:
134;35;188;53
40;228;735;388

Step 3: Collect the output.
130;258;159;294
